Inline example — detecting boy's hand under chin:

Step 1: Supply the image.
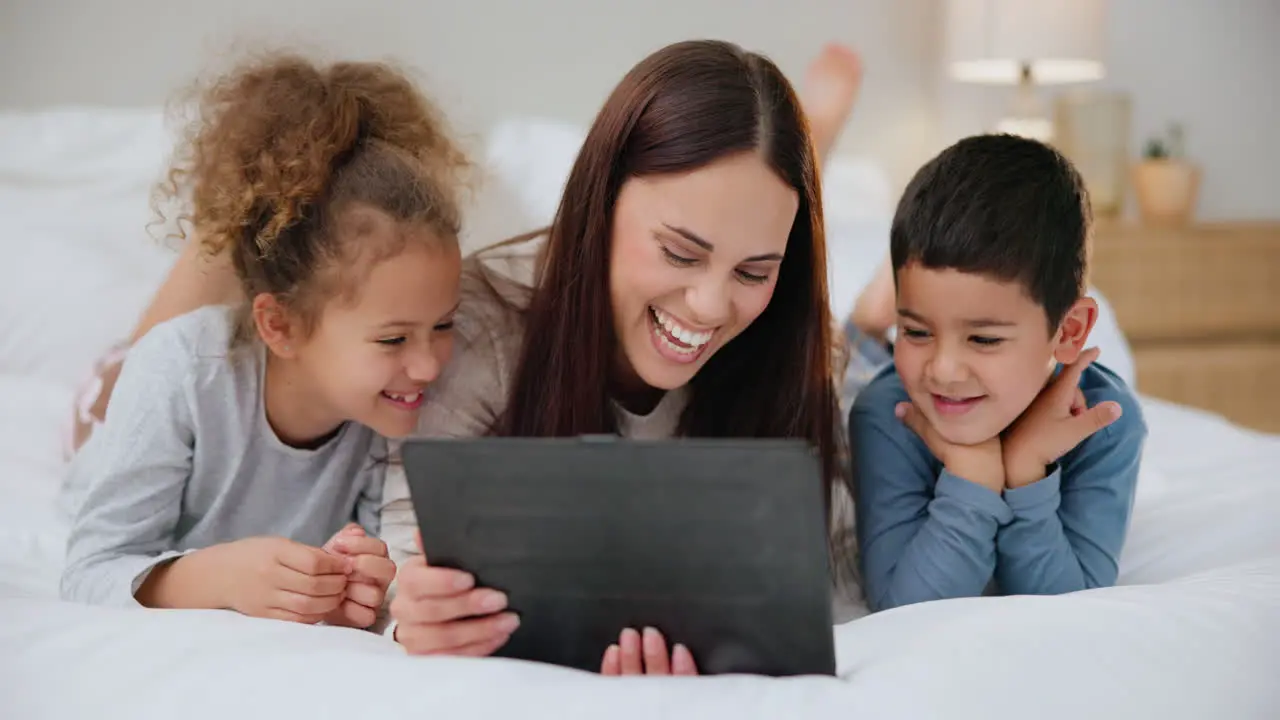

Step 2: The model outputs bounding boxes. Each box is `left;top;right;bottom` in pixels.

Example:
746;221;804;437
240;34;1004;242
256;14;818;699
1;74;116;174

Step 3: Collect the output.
896;402;1006;494
1001;347;1124;488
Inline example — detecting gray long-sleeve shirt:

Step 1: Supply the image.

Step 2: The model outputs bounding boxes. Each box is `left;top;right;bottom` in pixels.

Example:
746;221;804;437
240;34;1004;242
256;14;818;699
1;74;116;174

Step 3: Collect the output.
61;305;385;607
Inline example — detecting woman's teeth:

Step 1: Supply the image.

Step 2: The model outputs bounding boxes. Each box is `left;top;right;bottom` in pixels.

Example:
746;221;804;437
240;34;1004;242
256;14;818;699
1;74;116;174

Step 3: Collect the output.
651;306;713;348
383;391;422;403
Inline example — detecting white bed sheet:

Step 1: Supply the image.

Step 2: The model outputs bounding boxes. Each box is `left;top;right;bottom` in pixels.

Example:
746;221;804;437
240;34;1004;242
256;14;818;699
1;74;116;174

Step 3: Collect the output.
4;556;1277;720
2;371;1278;719
2;107;1278;719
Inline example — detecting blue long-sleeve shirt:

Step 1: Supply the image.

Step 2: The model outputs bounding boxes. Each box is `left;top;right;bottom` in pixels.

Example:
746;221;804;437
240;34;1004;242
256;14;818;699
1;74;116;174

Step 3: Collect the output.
847;362;1146;613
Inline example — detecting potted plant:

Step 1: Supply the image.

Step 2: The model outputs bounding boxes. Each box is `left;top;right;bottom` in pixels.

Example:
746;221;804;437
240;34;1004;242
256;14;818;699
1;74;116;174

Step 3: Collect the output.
1131;123;1201;226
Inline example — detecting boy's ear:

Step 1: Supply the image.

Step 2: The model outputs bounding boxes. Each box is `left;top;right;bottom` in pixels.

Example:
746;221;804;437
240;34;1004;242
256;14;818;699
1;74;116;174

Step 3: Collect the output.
1052;297;1099;365
251;293;302;359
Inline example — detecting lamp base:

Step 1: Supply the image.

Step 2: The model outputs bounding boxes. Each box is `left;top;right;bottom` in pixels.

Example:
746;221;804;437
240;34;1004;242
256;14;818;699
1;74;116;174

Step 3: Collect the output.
996;116;1054;142
995;64;1052;142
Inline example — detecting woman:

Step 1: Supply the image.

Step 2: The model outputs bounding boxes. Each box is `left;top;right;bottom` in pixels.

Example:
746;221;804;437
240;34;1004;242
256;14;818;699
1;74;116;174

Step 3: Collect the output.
71;39;866;675
385;39;859;675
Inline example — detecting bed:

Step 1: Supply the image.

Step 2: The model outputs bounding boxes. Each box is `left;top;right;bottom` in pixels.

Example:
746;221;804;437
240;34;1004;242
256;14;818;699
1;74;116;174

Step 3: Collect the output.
2;109;1278;720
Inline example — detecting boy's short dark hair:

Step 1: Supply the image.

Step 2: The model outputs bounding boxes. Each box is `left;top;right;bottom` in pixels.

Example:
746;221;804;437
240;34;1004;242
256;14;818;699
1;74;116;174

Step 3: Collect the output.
889;133;1091;331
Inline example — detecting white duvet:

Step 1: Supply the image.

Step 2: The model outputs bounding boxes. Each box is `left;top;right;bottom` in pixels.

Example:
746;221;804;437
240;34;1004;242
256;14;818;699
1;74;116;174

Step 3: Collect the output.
2;109;1279;719
2;384;1278;720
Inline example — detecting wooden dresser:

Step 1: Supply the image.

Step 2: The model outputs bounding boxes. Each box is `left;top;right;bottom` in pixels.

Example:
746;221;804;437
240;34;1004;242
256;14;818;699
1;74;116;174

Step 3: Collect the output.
1090;221;1280;434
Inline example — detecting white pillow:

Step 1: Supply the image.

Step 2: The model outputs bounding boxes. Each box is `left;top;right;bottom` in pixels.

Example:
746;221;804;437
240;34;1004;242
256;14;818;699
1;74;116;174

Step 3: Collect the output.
0;107;178;386
483;117;585;227
0;106;177;184
0;212;176;387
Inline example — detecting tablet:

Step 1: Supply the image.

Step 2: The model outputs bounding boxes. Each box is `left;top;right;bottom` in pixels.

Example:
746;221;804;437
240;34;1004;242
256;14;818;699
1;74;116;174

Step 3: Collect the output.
401;435;836;676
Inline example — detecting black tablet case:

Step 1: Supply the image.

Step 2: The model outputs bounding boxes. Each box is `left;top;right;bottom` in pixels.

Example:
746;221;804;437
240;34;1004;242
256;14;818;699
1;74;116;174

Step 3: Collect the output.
401;436;836;676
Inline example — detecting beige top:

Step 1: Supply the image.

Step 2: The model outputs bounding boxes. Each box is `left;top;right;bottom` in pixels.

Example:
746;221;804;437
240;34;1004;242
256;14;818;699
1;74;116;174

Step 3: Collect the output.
379;238;688;566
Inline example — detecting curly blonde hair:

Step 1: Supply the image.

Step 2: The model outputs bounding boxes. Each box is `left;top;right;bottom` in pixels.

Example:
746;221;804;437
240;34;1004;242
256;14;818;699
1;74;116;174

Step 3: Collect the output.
156;52;470;341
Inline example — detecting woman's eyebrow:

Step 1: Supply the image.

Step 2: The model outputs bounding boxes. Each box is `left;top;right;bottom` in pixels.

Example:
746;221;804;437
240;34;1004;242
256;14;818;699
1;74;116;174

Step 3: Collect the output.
663;224;713;251
663;223;783;262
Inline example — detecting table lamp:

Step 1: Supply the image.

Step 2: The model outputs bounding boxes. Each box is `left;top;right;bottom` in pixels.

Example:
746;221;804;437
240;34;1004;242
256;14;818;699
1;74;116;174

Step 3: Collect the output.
944;0;1107;141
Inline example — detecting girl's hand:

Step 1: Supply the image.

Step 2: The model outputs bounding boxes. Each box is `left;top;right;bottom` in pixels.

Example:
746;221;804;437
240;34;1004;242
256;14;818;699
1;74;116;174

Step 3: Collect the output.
389;532;519;655
601;627;699;676
322;523;398;629
209;537;352;622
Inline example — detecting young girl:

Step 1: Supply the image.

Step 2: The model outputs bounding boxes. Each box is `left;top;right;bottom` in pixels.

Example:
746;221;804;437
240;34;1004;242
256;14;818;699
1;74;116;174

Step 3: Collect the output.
59;53;468;630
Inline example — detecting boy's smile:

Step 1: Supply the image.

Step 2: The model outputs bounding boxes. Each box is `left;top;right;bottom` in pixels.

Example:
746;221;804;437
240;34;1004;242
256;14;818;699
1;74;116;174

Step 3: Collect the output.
931;393;986;416
893;263;1062;446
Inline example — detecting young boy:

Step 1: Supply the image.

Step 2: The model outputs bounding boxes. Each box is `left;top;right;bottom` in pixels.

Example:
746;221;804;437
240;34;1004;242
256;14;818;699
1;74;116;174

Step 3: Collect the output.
848;134;1147;613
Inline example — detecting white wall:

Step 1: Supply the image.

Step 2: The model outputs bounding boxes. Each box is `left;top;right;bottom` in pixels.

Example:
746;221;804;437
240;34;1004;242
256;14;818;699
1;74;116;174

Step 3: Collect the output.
935;0;1280;221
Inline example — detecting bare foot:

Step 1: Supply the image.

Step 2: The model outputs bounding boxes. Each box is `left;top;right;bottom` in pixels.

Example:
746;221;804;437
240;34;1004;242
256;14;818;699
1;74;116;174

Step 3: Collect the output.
801;43;864;162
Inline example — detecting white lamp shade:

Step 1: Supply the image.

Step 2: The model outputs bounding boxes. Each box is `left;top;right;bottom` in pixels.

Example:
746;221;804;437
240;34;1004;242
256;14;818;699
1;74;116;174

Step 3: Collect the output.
945;0;1107;84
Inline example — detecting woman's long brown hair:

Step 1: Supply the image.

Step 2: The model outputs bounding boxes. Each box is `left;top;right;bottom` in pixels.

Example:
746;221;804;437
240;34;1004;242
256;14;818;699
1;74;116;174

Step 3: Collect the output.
494;39;844;496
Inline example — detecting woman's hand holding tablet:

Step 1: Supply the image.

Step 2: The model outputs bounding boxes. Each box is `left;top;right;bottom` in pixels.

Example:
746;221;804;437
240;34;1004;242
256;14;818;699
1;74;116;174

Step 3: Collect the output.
392;532;698;675
391;532;521;656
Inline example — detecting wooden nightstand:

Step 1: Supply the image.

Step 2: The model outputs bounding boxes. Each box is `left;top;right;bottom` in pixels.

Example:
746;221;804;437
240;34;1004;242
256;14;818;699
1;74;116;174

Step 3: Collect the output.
1089;221;1280;434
